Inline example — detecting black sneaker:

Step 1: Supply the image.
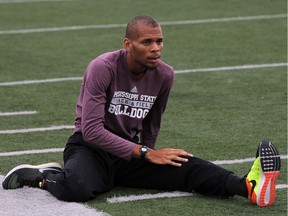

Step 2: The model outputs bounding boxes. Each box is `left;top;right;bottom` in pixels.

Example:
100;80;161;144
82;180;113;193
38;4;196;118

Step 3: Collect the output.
2;162;62;190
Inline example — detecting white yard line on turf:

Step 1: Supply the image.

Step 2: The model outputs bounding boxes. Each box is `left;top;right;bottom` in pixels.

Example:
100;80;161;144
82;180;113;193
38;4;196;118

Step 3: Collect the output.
0;148;64;156
0;125;74;134
107;184;288;203
107;191;194;203
0;14;286;35
0;0;74;3
213;155;288;165
175;63;288;74
0;77;82;86
0;111;38;116
0;63;286;86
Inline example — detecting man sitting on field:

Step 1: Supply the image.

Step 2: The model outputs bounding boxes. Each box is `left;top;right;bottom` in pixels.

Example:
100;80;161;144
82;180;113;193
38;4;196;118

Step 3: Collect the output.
2;15;281;207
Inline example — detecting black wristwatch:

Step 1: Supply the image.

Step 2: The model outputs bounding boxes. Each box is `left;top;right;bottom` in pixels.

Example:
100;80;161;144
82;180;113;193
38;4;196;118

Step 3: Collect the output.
140;145;149;159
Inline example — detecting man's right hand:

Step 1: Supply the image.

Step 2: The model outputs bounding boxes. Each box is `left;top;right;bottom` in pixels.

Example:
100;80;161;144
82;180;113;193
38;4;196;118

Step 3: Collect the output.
145;148;193;167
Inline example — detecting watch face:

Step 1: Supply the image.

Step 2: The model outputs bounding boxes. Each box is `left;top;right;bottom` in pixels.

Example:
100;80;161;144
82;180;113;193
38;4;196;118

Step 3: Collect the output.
141;147;147;153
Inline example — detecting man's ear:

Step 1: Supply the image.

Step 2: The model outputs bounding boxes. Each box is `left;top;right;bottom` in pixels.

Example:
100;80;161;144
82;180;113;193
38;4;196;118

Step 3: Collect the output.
123;38;131;51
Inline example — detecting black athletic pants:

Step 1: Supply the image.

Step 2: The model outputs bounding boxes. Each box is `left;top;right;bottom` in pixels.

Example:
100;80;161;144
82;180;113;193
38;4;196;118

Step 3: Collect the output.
45;133;247;202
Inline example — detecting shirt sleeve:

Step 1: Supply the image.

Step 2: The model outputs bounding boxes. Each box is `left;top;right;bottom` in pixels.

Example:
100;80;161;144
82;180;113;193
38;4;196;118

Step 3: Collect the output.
80;58;135;161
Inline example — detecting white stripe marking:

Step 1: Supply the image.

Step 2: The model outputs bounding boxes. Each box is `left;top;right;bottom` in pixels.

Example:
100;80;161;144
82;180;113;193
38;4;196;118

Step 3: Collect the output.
0;77;82;86
0;63;286;87
107;183;288;203
107;191;193;203
0;14;285;35
276;184;288;189
0;111;38;116
0;0;74;3
160;14;287;25
0;148;64;156
213;155;288;165
175;63;288;74
0;125;74;134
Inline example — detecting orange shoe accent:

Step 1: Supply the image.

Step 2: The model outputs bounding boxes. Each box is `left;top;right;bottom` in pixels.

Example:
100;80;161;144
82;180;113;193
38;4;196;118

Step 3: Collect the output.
40;179;45;189
258;171;279;207
246;178;257;204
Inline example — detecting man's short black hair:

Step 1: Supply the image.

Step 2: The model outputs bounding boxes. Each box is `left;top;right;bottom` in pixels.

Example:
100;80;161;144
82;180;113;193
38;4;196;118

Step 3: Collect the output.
125;15;160;39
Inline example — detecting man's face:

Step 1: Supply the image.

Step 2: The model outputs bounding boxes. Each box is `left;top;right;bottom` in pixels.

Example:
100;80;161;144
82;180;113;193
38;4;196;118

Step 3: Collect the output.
124;23;163;75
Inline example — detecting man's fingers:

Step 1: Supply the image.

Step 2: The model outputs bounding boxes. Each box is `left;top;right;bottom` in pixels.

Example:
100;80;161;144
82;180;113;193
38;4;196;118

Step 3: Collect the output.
182;151;193;157
168;156;191;167
147;148;193;166
169;160;182;167
174;156;189;162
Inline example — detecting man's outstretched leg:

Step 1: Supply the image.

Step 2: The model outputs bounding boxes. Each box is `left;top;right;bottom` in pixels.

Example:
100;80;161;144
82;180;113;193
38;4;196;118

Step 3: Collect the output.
246;140;281;207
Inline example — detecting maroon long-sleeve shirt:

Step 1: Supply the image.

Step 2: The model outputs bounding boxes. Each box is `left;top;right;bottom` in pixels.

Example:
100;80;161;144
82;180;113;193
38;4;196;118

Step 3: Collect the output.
73;49;174;160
